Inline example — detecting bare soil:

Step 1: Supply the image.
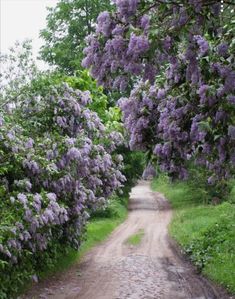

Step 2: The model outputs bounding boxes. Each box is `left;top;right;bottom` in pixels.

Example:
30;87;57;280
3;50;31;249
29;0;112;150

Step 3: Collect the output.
22;181;233;299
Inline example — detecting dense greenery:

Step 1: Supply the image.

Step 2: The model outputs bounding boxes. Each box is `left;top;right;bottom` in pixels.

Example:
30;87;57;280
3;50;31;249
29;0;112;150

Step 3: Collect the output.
152;175;235;294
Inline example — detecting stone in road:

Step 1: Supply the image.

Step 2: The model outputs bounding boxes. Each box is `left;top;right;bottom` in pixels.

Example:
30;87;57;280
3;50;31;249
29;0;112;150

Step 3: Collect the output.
22;181;230;299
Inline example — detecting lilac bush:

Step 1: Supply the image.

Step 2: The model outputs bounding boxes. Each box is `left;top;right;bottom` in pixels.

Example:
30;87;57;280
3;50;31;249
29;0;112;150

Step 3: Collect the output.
0;84;125;294
82;0;235;185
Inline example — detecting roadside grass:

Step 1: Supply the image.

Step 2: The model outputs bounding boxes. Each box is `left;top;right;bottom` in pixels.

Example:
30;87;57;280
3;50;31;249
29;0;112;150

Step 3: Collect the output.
125;229;144;246
78;200;127;258
151;176;235;294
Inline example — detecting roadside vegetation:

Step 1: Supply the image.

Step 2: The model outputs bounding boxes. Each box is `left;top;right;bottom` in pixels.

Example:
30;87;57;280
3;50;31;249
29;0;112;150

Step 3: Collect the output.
152;175;235;294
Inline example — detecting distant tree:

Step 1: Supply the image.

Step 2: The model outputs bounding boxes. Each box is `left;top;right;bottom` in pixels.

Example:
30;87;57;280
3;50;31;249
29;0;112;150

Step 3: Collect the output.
40;0;112;74
0;40;40;109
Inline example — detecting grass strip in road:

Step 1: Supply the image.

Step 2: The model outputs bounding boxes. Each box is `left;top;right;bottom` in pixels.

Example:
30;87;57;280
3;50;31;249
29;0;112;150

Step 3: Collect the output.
151;175;235;295
125;229;144;246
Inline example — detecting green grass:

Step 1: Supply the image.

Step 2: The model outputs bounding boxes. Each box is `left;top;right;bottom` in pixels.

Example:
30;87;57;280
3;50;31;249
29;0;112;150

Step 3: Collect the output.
125;229;144;246
78;201;127;257
152;175;235;294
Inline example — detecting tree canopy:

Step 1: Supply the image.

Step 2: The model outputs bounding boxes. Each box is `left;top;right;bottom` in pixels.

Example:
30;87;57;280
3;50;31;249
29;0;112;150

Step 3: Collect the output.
40;0;112;73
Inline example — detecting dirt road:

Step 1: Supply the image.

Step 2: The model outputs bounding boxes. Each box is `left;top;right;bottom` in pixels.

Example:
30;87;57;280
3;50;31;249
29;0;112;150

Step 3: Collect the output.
23;181;230;299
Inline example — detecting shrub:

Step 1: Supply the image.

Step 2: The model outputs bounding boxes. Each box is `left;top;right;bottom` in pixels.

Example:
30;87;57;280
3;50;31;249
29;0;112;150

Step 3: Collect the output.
0;83;125;297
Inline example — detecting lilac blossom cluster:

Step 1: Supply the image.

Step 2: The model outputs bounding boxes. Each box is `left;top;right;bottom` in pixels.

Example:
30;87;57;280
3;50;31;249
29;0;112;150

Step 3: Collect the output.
0;84;125;269
83;0;235;183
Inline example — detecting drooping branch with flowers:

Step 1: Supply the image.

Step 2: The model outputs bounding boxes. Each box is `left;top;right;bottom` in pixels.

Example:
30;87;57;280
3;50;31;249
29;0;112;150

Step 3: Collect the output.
82;0;235;185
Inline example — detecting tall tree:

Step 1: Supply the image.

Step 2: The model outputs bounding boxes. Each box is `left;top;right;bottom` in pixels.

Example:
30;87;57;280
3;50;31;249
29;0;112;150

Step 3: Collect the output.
40;0;112;74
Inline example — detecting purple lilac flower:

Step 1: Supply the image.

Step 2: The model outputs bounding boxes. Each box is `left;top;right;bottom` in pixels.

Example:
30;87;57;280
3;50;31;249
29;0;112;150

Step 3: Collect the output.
141;15;150;30
27;160;40;175
114;0;138;18
17;193;27;205
157;89;166;99
178;8;188;26
65;138;76;146
162;36;172;52
112;25;124;35
67;147;82;161
81;91;91;105
228;126;235;140
5;249;11;258
23;231;31;241
186;59;201;84
96;11;112;37
231;152;235;166
47;193;57;201
194;35;209;56
153;144;162;156
24;209;33;222
217;43;229;57
25;138;34;149
56;116;67;127
127;33;149;58
7;131;15;141
189;0;202;13
198;84;209;104
25;180;32;191
227;95;235;105
0;116;3;126
144;64;156;83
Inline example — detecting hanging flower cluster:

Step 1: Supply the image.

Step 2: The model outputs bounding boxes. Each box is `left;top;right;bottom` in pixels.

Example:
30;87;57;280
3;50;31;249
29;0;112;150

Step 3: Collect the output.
83;0;235;183
0;84;125;267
